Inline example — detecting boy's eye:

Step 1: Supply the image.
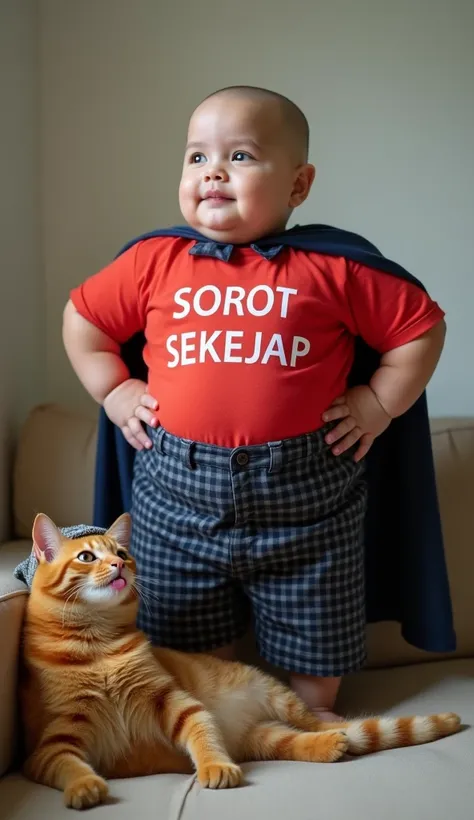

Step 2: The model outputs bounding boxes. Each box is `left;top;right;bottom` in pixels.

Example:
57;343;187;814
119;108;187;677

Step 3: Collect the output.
116;549;128;561
77;551;96;563
191;153;206;164
232;151;253;162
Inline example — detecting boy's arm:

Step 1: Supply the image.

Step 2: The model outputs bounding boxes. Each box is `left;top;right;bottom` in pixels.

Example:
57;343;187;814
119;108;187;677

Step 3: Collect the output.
323;319;446;461
63;300;158;450
369;318;446;418
62;299;129;403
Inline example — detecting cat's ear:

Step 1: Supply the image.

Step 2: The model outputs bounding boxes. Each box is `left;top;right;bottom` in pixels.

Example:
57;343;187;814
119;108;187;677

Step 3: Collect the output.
32;513;62;563
106;513;131;550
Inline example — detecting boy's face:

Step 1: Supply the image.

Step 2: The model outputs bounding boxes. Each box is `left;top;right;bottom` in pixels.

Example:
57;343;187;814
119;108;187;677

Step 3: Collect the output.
179;94;315;244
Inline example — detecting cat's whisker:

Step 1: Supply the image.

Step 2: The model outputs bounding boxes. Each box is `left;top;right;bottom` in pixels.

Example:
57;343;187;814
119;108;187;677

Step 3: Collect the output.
134;573;163;586
61;595;79;627
133;575;160;590
134;585;165;616
62;584;82;610
132;582;163;613
133;580;163;606
136;583;162;606
134;582;164;606
130;585;152;617
61;582;87;627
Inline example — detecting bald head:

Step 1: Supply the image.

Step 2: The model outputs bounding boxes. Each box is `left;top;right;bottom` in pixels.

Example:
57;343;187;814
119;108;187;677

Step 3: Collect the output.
180;85;315;244
198;86;310;163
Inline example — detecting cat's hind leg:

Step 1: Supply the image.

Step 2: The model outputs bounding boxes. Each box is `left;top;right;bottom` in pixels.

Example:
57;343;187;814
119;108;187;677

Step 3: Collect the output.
239;721;348;764
262;679;331;733
264;687;461;754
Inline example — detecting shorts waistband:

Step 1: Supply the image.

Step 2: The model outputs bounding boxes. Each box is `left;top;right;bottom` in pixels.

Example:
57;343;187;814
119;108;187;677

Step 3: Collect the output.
150;425;330;474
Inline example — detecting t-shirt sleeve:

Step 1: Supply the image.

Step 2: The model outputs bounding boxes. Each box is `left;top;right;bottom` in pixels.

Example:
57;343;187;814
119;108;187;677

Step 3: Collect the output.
70;243;145;344
344;261;445;353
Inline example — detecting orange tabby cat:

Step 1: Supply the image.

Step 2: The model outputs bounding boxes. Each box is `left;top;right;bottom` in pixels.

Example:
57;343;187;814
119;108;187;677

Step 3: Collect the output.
20;512;460;810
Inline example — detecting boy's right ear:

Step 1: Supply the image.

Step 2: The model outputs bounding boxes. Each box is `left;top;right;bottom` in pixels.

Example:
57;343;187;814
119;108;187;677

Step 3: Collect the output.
32;514;62;563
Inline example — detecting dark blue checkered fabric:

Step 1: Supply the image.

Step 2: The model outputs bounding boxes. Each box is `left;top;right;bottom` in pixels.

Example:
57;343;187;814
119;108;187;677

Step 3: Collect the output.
130;426;368;676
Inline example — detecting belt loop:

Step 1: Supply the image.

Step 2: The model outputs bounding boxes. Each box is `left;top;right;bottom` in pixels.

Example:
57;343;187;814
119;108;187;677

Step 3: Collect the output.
155;427;166;454
268;441;283;474
183;440;195;470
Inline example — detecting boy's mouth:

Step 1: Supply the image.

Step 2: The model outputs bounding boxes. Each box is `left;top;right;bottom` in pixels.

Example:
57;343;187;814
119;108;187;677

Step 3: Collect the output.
203;190;233;201
202;192;234;208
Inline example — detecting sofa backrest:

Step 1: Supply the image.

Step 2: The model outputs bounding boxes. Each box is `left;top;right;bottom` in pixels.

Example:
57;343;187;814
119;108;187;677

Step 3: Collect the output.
10;404;474;669
13;403;97;536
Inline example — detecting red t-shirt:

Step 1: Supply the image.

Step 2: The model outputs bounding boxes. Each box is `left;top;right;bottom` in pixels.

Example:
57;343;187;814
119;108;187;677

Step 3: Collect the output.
70;237;444;447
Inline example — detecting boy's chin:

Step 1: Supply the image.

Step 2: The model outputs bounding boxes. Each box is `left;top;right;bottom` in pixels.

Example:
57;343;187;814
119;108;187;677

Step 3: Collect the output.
189;220;266;246
189;210;289;245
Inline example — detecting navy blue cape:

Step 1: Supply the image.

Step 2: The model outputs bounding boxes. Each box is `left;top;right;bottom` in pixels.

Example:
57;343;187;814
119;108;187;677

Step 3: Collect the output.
93;224;456;653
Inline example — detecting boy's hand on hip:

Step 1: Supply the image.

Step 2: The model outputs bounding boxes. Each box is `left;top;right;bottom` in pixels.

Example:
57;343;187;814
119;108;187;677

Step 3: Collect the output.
103;379;159;451
322;385;392;462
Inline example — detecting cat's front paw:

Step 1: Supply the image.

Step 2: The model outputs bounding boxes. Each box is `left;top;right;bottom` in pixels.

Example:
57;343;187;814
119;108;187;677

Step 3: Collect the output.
197;761;243;789
64;774;109;809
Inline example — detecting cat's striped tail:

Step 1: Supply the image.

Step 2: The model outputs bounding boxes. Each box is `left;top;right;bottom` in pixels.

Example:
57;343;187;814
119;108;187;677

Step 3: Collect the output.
329;712;461;754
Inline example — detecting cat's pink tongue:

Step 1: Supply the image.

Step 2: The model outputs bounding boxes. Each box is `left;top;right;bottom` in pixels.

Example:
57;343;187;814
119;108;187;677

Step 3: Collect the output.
110;577;127;590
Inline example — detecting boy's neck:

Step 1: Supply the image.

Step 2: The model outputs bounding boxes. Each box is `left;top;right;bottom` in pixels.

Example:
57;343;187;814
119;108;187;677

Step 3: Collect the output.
190;221;291;246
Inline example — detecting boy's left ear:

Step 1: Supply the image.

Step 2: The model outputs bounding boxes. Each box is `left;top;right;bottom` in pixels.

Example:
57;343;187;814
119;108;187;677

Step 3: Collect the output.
289;164;316;208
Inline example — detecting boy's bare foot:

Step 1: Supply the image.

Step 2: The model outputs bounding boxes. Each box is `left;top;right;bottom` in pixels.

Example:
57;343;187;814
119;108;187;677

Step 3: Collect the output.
290;673;342;722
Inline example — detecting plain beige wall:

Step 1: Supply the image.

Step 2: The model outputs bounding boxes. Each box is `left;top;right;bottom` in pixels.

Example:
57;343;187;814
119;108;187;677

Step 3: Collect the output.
0;0;43;539
39;0;473;414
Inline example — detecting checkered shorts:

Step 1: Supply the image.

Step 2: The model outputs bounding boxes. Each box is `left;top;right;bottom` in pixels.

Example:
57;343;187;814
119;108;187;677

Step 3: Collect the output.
130;426;368;676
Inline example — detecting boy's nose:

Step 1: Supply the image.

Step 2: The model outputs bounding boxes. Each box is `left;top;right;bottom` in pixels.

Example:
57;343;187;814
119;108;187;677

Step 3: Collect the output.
204;167;229;182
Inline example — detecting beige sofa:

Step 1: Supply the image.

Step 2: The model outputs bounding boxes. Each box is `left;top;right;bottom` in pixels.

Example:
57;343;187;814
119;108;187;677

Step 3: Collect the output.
1;404;474;819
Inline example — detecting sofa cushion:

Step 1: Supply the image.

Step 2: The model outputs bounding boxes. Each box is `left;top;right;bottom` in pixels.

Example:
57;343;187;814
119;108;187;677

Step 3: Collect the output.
13;403;97;538
0;541;29;777
1;658;473;819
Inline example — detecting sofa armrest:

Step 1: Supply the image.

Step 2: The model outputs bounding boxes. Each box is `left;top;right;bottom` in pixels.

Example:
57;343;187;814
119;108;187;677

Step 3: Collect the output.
0;541;29;776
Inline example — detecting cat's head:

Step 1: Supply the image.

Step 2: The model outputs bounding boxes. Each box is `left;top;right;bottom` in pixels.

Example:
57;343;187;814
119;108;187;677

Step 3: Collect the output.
30;513;137;610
